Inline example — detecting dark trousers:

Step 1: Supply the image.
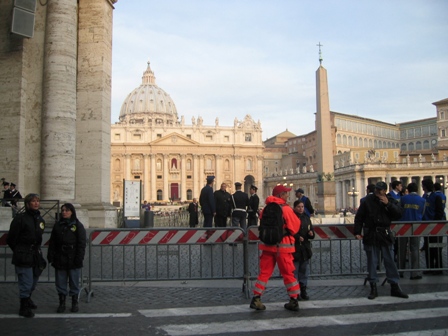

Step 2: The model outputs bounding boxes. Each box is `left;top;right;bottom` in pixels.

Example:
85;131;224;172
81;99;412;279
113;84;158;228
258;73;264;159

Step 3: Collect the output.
423;236;444;269
214;215;227;227
203;213;213;227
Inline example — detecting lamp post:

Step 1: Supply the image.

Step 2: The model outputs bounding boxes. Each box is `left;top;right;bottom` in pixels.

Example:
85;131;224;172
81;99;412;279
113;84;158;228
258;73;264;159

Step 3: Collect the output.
347;187;359;210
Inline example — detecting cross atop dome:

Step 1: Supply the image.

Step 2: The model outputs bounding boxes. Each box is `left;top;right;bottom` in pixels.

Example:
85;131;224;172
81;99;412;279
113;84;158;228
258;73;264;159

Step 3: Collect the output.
142;60;156;84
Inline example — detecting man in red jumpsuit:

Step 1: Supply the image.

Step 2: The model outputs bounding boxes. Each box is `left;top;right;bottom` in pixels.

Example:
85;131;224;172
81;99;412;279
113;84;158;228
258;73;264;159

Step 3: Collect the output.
250;185;301;311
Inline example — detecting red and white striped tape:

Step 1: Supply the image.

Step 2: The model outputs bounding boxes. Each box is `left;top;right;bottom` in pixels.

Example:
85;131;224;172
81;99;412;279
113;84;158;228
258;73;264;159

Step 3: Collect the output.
90;228;244;245
248;222;448;241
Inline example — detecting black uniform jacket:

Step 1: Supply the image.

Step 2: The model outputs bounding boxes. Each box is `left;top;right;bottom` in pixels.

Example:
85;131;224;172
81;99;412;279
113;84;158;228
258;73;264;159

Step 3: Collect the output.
7;209;45;267
354;194;403;245
47;218;86;270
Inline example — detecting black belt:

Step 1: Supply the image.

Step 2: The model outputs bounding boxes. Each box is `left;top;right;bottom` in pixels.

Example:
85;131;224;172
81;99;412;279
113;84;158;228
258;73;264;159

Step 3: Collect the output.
61;244;75;252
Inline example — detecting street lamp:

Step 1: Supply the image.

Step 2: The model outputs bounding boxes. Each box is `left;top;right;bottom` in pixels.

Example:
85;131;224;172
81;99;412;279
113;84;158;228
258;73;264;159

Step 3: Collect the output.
347;187;359;210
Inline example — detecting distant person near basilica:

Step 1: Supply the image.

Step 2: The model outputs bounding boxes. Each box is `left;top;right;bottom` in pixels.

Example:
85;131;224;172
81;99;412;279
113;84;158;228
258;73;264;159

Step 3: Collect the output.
354;182;408;300
199;176;216;227
231;182;249;230
295;188;314;217
248;185;260;227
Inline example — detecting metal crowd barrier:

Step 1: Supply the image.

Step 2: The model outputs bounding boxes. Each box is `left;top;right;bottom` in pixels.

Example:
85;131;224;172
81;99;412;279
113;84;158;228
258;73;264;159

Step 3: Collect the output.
0;221;447;301
86;227;246;302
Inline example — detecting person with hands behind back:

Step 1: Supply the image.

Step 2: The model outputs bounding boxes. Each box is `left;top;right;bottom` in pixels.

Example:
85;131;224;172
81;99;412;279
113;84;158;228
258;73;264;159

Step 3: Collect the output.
47;203;86;313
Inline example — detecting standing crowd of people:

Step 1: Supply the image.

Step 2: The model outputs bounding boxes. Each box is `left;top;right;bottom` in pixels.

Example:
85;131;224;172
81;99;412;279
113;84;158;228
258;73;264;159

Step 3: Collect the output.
4;175;445;316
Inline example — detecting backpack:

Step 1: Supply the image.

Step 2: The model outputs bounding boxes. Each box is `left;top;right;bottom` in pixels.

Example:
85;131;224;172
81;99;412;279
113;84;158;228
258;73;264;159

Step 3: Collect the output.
259;203;285;245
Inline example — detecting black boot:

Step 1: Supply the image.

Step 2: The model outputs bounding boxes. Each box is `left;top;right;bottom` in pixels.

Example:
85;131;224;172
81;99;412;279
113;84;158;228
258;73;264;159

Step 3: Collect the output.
19;298;34;318
57;294;66;313
284;297;299;311
299;283;309;300
391;283;409;299
28;296;37;309
368;283;378;300
71;295;79;313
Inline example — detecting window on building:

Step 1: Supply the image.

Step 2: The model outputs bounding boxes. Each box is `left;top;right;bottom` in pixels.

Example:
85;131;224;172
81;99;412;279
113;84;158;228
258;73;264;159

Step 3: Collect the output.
401;143;407;151
187;175;192;179
157;160;162;171
186;159;191;170
442;129;446;138
225;159;230;171
157;175;162;179
114;133;121;140
133;134;141;140
409;142;414;151
187;189;192;200
157;189;162;201
171;158;177;169
416;141;422;150
206;135;213;141
186;134;191;139
157;134;162;138
224;135;229;142
423;140;430;149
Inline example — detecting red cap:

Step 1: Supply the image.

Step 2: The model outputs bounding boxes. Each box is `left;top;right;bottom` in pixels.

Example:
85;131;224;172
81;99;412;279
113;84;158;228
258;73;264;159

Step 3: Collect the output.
272;185;292;196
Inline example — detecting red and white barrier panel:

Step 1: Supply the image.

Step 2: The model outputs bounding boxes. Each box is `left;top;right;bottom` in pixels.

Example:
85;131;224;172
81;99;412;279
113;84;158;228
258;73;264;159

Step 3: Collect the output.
248;222;448;241
391;222;448;237
248;225;355;241
0;232;51;247
90;229;244;246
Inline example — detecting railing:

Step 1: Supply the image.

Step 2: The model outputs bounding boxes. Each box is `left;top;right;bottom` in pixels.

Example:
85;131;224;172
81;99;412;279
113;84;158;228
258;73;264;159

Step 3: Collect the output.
0;221;446;301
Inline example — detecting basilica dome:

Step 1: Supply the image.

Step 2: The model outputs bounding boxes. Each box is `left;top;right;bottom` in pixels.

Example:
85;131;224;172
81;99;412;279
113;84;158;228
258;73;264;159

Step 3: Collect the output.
119;61;178;121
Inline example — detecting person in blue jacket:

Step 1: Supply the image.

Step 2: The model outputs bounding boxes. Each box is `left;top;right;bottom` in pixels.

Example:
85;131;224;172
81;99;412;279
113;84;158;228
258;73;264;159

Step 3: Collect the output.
398;183;425;279
421;179;445;274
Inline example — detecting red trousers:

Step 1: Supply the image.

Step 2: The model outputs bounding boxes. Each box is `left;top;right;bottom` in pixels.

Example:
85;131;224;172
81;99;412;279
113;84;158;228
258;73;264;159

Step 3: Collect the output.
253;250;300;298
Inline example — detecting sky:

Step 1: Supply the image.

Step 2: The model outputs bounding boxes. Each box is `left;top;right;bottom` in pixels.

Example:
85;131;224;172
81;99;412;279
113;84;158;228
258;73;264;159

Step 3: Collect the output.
111;0;448;140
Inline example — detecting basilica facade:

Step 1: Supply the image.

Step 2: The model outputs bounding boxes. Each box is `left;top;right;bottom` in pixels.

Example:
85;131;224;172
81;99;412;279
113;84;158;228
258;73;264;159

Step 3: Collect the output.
110;62;264;205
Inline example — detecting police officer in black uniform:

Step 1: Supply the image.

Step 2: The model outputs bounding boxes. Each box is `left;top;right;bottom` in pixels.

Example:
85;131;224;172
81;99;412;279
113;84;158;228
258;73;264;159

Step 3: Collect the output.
248;185;259;227
231;182;249;230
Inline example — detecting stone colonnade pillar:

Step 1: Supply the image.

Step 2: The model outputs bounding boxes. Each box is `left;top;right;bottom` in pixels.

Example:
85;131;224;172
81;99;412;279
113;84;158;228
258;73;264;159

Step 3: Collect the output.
41;0;78;200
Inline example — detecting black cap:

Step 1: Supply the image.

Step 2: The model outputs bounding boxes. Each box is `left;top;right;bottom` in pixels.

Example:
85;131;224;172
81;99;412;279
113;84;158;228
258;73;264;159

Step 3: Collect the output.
250;185;258;191
295;188;304;194
3;182;9;186
10;183;16;187
375;181;387;191
234;182;242;187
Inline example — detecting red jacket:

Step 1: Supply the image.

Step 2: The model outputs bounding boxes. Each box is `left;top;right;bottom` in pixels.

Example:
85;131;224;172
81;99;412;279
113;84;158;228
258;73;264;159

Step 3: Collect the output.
259;196;301;253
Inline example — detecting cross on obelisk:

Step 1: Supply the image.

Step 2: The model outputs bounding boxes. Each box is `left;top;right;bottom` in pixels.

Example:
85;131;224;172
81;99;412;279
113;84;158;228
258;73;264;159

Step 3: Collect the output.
316;42;323;65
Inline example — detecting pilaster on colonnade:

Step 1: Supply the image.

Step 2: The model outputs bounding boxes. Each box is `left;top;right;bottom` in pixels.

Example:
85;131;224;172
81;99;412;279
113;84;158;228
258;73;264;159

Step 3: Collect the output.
150;154;156;201
163;154;169;200
143;154;150;201
193;154;199;197
215;155;222;185
180;154;187;201
124;154;131;180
